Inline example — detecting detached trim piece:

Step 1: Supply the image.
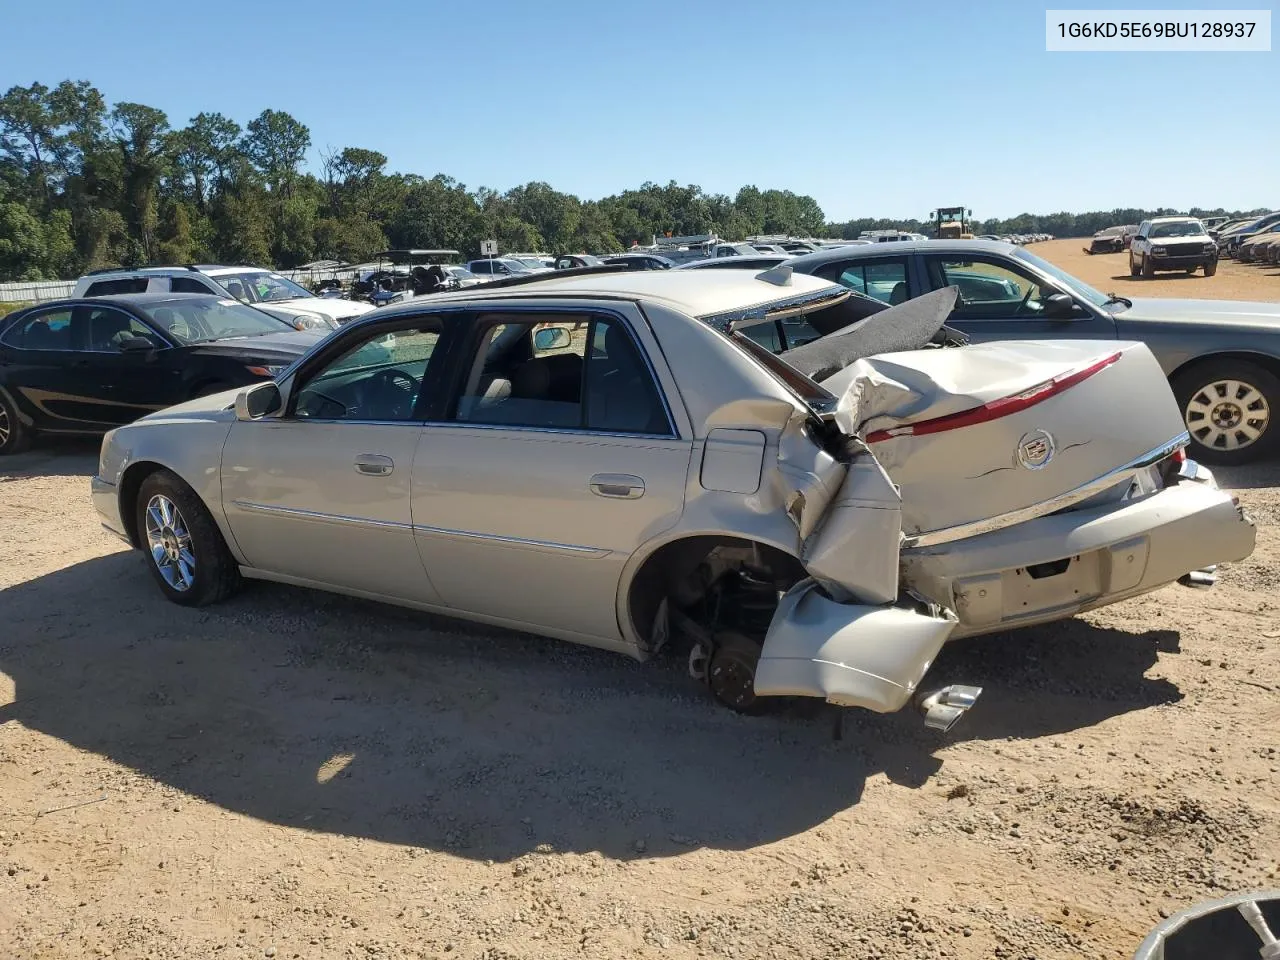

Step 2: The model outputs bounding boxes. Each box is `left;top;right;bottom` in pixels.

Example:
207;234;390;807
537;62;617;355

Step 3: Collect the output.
902;433;1190;549
866;351;1123;443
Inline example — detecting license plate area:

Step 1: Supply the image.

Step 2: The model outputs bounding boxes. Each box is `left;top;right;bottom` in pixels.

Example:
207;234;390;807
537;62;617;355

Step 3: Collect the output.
953;553;1100;626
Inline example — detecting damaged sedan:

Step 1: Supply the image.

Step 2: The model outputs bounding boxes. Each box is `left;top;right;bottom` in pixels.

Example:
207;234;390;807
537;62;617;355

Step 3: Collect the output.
90;269;1256;729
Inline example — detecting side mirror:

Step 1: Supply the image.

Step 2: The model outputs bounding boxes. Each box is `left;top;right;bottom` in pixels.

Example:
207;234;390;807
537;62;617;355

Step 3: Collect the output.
118;335;158;353
1042;293;1077;319
532;326;572;351
235;381;283;421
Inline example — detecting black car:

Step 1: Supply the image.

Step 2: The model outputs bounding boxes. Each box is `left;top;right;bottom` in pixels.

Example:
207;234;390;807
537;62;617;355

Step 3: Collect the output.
553;254;606;270
601;253;674;271
0;293;323;454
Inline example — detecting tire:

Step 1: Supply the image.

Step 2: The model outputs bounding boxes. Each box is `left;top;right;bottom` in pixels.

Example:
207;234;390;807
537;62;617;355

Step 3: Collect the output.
1204;260;1218;277
1173;360;1280;465
135;469;241;606
706;631;769;715
0;389;32;455
1141;255;1154;279
1129;254;1139;278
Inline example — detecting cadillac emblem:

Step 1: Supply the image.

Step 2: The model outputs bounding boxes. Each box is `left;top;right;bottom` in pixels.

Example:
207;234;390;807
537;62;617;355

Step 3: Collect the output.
1017;429;1055;470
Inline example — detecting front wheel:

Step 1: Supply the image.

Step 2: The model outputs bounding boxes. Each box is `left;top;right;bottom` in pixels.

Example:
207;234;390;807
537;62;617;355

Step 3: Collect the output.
1173;360;1280;465
1204;260;1218;277
1141;255;1154;279
136;469;242;606
1129;254;1139;277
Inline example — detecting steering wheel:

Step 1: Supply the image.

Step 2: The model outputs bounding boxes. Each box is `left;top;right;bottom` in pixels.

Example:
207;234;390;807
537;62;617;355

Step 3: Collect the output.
366;368;418;418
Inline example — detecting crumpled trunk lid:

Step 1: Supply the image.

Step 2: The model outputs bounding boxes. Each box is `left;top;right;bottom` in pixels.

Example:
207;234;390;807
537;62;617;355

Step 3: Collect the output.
818;340;1187;542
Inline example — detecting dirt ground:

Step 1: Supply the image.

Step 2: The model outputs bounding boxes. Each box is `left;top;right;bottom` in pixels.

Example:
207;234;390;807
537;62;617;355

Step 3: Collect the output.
1031;236;1280;302
3;246;1280;960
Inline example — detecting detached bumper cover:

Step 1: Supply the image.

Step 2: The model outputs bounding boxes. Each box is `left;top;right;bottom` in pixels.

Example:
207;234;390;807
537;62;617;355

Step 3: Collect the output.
902;471;1255;637
92;475;129;543
755;580;957;712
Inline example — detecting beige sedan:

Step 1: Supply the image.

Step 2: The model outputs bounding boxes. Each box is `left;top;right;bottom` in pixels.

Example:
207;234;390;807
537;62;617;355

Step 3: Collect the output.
91;268;1255;730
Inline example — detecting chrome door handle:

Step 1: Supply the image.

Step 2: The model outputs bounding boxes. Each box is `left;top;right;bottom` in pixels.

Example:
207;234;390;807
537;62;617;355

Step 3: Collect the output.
354;454;394;476
590;474;645;499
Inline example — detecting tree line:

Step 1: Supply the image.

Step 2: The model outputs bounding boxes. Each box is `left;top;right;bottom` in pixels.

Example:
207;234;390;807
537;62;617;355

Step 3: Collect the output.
0;80;829;281
0;80;1270;282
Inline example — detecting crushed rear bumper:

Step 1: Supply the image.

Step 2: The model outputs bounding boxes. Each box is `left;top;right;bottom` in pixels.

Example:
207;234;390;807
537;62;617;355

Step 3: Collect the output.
900;465;1255;638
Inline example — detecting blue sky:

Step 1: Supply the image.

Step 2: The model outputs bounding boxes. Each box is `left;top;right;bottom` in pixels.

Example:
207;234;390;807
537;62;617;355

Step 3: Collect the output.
3;0;1275;220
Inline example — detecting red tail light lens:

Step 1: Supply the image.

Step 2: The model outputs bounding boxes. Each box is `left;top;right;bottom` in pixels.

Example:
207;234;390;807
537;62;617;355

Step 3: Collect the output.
865;351;1124;444
1172;447;1188;465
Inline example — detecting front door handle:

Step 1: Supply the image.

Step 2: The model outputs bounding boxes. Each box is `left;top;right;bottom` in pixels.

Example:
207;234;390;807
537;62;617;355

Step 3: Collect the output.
354;454;394;477
590;473;644;499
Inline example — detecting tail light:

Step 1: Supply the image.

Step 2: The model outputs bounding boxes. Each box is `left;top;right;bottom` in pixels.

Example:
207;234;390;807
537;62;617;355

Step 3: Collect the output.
866;351;1124;443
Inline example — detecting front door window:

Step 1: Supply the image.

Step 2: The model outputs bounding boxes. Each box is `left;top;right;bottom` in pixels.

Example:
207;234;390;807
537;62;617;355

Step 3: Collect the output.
293;324;442;422
924;257;1055;319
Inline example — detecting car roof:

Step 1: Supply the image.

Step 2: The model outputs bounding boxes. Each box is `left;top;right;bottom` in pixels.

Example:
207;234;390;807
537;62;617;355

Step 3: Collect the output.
787;238;1015;269
371;267;842;320
1148;216;1202;223
17;293;230;312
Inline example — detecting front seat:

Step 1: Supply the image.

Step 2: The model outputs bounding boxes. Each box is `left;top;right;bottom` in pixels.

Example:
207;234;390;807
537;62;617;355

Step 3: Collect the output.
888;281;909;305
91;311;133;349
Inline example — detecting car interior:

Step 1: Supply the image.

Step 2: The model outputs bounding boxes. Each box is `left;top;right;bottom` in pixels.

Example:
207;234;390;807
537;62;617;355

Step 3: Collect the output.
455;316;668;434
294;329;437;421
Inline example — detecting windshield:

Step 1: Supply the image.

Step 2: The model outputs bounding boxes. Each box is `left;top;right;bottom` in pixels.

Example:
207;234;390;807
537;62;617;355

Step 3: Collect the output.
142;298;295;343
511;258;544;269
447;267;478;280
1013;248;1110;307
217;271;313;304
1149;221;1204;239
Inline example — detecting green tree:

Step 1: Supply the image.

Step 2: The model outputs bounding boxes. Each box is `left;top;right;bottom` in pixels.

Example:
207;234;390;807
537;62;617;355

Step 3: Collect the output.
242;109;310;195
109;102;170;262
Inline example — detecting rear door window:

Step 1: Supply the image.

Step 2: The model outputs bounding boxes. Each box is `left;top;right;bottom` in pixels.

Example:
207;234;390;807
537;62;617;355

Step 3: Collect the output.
1;308;75;350
170;276;216;294
85;277;149;296
816;258;909;305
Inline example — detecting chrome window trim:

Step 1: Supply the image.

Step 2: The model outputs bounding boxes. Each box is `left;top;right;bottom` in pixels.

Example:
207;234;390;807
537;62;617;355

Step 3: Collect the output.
424;419;681;443
901;433;1191;550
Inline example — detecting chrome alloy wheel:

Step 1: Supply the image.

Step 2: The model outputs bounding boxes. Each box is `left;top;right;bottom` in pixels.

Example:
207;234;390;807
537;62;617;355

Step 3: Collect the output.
144;494;195;592
1183;378;1271;452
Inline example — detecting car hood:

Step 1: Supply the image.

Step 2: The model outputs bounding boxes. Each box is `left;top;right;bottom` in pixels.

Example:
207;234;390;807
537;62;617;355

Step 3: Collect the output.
1118;297;1280;329
184;329;324;362
262;298;374;321
137;385;244;422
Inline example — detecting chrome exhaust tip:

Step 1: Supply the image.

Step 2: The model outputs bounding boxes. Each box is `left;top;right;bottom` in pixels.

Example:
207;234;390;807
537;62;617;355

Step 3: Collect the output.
915;684;983;733
1178;566;1217;590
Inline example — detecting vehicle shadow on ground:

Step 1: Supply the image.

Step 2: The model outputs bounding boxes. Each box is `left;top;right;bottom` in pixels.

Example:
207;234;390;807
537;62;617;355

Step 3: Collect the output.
0;554;1182;862
0;438;99;480
1108;274;1204;283
1214;461;1280;490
